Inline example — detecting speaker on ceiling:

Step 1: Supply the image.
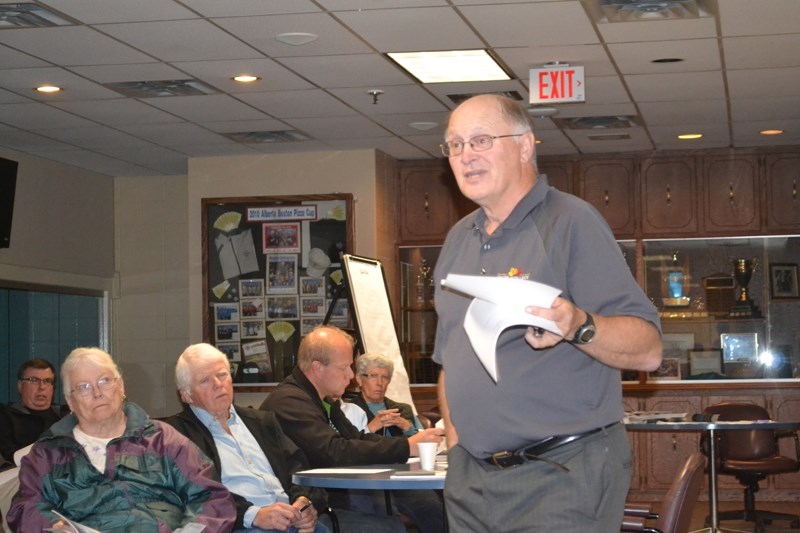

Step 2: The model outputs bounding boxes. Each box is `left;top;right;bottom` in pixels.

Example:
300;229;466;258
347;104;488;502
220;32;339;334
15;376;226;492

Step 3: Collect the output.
0;156;19;249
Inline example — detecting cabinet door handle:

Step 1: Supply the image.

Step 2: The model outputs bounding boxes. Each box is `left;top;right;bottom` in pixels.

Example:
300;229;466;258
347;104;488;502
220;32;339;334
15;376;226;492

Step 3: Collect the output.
604;189;609;207
666;184;672;207
671;434;677;451
728;183;735;204
424;193;429;215
793;178;797;201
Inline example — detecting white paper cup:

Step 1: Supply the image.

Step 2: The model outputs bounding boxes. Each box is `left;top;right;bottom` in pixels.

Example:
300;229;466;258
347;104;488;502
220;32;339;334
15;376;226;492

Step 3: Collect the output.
418;442;438;470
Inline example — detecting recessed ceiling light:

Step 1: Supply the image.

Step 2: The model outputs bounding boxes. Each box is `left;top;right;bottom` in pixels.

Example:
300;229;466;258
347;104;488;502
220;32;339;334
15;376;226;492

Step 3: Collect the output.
760;129;784;136
275;32;318;46
409;122;438;131
387;50;511;84
232;74;260;83
678;133;703;140
35;84;61;93
652;58;684;63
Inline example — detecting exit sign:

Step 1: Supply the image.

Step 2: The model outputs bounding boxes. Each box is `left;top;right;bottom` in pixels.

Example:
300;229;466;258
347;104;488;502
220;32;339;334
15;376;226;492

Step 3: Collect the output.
529;66;585;104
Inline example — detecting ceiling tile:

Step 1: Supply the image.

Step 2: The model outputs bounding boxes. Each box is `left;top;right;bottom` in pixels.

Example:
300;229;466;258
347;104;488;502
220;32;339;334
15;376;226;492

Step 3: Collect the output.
0;26;154;66
278;54;411;89
144;94;271;122
626;71;725;102
718;0;800;37
336;7;483;52
0;101;98;129
38;126;159;150
0;44;51;69
96;20;263;62
610;38;721;74
181;0;321;17
42;149;158;176
69;63;188;84
41;0;199;23
730;96;800;122
727;67;800;100
639;100;728;126
285;115;389;140
213;13;371;58
597;17;717;43
329;85;447;115
199;119;292;134
171;58;314;93
116;123;235;148
723;35;800;70
0;129;80;151
648;122;730;146
497;45;617;79
461;2;599;47
0;67;126;101
237;89;355;119
51;99;185;126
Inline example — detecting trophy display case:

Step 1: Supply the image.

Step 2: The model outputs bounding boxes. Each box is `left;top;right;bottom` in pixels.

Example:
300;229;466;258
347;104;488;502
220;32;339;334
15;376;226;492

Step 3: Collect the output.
640;236;800;381
399;246;441;383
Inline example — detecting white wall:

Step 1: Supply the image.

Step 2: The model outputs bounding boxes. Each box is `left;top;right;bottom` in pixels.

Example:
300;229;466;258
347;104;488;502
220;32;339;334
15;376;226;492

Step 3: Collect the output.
0;148;114;291
112;149;396;417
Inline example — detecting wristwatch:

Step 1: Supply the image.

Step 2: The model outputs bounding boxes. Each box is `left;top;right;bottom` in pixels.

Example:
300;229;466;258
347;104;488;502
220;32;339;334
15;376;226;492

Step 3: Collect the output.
570;312;596;345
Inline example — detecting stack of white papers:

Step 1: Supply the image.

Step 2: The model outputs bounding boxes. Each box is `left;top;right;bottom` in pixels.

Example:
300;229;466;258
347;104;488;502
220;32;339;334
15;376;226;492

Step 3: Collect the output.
441;274;563;382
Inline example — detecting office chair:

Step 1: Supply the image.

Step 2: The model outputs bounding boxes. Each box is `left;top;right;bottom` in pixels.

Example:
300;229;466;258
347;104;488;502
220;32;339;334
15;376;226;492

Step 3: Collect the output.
702;402;800;532
622;452;706;533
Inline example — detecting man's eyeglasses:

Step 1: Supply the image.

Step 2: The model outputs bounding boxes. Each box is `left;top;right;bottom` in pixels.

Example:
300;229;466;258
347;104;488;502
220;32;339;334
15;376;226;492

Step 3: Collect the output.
361;373;390;382
70;376;118;397
20;377;54;387
440;133;524;157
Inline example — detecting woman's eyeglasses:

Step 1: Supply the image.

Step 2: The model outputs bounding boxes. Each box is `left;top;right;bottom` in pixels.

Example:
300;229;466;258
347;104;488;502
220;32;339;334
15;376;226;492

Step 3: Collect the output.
70;376;118;397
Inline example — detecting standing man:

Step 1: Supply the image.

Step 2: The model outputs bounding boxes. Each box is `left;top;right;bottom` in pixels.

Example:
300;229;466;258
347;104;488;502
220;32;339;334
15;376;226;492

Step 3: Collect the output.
0;359;66;464
434;94;662;532
260;326;444;532
167;343;402;533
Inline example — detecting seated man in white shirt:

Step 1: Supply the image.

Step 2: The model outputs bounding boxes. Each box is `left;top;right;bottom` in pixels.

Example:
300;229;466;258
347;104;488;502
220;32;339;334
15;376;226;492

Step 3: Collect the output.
166;343;403;533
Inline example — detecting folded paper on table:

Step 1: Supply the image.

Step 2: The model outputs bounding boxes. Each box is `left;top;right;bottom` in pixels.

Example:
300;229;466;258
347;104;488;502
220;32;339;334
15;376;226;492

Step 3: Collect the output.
441;274;563;382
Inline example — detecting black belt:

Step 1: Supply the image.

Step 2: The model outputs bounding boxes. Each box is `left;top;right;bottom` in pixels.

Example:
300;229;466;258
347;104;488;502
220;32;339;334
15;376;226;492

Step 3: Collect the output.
485;421;620;470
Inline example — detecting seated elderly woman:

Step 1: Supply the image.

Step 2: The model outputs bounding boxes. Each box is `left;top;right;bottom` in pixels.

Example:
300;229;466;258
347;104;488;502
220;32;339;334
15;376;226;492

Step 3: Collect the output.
348;353;422;437
7;347;236;533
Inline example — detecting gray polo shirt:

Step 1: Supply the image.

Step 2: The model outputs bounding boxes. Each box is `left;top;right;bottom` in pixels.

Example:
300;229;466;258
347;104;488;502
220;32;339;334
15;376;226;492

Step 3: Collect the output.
433;176;660;459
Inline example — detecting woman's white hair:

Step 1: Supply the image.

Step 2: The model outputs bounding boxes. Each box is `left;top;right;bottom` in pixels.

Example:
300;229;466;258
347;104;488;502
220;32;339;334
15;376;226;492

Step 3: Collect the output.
61;347;121;399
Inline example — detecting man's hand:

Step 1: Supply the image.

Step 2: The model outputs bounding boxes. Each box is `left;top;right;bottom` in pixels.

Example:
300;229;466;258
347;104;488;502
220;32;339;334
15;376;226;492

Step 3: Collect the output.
253;502;301;531
408;428;445;456
292;497;318;533
524;296;580;349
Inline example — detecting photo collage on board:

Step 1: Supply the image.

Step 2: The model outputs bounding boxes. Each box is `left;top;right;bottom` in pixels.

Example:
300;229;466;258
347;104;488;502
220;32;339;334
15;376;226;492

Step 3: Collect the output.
207;198;350;383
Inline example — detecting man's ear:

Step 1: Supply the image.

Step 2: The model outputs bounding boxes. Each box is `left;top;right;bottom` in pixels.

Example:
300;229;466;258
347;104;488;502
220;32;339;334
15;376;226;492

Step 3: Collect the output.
519;131;536;163
179;389;192;404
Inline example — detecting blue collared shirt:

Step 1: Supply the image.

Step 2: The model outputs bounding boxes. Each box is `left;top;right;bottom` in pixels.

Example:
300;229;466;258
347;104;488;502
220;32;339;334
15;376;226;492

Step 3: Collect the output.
190;405;289;528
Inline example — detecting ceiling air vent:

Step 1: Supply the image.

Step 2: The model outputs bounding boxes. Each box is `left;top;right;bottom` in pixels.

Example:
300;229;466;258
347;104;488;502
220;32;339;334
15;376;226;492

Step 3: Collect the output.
103;80;219;98
583;0;714;23
0;3;76;28
554;115;639;130
587;133;632;141
447;91;523;105
223;130;311;144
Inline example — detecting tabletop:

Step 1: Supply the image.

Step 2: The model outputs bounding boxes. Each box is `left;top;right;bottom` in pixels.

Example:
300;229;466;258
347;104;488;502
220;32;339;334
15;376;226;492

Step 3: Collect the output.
292;462;446;491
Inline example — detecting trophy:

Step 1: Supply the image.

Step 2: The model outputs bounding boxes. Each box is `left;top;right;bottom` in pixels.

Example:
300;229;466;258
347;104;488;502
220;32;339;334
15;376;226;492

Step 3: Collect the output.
730;258;761;318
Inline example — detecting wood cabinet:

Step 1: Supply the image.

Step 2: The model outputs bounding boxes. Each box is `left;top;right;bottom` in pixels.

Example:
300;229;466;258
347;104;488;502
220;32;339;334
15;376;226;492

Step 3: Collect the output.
764;153;800;232
397;161;475;244
538;159;575;194
701;154;761;235
640;157;699;236
579;158;637;238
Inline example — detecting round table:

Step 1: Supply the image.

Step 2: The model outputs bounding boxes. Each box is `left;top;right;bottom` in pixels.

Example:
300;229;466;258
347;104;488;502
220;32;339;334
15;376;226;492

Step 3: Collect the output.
625;419;800;533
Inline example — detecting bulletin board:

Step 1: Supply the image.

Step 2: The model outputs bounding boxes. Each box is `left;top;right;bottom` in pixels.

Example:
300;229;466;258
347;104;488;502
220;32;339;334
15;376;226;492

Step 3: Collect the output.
202;194;354;384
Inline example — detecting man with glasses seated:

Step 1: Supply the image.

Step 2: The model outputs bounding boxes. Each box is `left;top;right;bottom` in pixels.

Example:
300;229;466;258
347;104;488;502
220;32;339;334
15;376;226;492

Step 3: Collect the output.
0;359;67;465
347;353;422;437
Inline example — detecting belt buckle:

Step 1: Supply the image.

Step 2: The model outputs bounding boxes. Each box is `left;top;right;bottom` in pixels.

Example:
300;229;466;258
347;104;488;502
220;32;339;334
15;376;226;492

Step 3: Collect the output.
491;451;524;468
